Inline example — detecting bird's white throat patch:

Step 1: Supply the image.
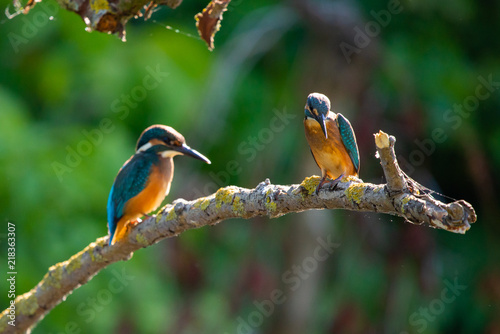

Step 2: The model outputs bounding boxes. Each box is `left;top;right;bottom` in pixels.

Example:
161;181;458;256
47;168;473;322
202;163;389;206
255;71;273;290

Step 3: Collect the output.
160;150;183;158
136;142;182;158
137;142;152;153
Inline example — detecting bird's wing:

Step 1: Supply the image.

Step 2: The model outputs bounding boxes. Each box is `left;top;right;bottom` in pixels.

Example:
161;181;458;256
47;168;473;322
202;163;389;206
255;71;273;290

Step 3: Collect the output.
336;113;360;173
107;154;153;241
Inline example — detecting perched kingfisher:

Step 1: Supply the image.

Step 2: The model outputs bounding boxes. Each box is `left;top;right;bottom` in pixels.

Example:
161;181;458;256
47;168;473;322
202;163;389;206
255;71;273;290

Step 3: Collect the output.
303;92;360;194
107;125;211;245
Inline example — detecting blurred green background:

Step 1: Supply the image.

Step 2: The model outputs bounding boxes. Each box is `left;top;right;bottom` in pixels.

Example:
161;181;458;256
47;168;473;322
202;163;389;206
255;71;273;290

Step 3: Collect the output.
1;0;499;333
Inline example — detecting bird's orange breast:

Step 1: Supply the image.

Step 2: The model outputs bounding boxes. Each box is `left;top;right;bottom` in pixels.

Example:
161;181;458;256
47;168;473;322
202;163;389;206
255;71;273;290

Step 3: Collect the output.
121;159;174;223
304;116;357;179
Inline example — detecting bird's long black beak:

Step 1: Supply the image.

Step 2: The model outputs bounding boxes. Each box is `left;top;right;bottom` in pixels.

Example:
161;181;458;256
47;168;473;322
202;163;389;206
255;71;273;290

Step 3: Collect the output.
318;113;328;139
176;144;211;164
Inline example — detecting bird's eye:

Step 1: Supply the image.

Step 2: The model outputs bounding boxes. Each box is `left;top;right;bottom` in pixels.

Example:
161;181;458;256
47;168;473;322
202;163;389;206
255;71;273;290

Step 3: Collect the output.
164;137;177;146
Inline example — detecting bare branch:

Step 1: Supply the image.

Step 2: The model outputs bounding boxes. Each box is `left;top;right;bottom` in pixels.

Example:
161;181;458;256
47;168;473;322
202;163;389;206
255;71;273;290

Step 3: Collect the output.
0;132;476;333
51;0;182;40
375;130;406;193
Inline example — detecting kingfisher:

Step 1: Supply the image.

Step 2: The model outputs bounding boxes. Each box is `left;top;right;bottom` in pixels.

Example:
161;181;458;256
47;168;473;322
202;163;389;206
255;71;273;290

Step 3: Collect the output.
303;93;360;194
107;125;211;245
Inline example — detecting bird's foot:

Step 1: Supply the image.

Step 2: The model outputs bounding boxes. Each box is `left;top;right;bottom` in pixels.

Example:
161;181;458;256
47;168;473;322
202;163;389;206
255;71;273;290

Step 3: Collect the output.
327;173;344;191
315;176;329;195
315;174;344;194
129;219;142;226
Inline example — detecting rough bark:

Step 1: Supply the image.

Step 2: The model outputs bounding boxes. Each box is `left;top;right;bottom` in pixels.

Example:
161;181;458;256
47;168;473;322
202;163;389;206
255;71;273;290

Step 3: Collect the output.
0;131;476;333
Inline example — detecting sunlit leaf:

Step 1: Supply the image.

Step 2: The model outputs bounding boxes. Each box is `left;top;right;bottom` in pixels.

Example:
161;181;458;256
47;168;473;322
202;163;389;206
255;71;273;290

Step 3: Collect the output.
195;0;231;51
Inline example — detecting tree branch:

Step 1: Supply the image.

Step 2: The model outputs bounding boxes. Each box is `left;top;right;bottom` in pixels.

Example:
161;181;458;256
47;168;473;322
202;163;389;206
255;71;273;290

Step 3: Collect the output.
53;0;183;40
0;131;476;333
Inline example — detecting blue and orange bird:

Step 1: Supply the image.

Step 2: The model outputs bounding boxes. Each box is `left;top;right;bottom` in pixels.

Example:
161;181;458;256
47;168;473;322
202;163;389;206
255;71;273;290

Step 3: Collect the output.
107;125;211;245
303;93;360;194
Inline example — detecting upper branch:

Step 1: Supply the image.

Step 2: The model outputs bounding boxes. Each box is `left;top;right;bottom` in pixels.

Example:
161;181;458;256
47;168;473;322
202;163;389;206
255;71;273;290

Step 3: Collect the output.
14;0;230;47
0;132;476;333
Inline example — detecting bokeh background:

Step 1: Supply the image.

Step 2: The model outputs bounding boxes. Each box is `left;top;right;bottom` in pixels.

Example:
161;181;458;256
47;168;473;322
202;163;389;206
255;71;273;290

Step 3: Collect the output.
1;0;499;333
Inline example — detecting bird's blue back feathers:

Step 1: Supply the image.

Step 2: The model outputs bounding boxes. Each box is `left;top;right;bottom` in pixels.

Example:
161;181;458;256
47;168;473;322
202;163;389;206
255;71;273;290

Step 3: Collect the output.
107;184;117;244
107;152;157;245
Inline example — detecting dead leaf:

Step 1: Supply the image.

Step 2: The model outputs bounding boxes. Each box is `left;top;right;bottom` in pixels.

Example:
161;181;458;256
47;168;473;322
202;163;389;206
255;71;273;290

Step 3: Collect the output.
195;0;231;51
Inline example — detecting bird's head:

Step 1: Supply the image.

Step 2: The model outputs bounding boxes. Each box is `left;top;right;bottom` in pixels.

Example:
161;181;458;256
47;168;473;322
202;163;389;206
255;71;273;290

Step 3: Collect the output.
305;92;330;139
135;125;211;164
